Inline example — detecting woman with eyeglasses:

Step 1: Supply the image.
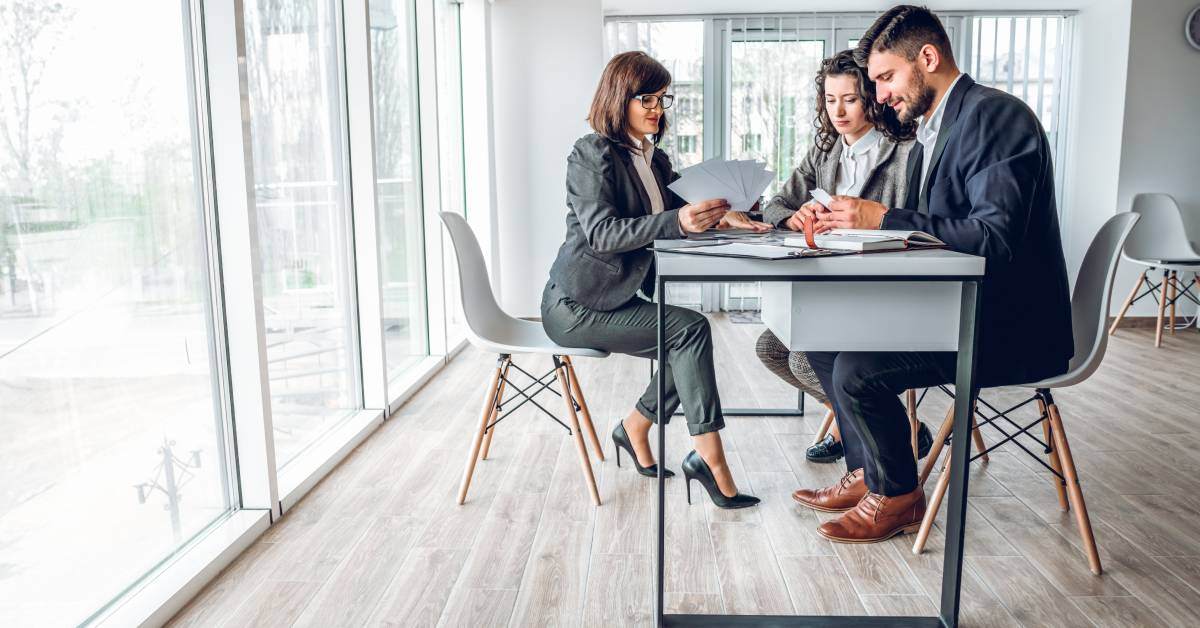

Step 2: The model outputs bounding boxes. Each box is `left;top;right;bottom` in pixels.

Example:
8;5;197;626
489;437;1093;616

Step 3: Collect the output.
540;51;759;509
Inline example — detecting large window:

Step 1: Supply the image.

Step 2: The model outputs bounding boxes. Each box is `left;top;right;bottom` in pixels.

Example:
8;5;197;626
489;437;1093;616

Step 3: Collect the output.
0;1;233;624
971;15;1073;202
605;11;1075;312
371;0;430;380
243;0;361;469
0;0;473;623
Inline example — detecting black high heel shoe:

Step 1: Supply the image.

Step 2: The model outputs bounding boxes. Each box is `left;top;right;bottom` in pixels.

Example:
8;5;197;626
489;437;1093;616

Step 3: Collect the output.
612;422;674;478
681;450;760;509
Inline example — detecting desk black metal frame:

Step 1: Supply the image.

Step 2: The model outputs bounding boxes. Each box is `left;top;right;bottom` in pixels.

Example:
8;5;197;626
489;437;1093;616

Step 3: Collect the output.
654;267;982;628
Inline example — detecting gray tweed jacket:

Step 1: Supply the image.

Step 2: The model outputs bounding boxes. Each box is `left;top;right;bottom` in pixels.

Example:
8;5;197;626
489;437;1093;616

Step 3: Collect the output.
763;136;915;228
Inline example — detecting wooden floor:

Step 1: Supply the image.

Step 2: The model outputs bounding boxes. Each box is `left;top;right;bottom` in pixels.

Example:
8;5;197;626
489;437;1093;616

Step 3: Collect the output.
168;319;1200;627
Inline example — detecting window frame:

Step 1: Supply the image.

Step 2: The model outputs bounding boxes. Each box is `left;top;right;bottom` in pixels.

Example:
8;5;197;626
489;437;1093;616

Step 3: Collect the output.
605;10;1076;313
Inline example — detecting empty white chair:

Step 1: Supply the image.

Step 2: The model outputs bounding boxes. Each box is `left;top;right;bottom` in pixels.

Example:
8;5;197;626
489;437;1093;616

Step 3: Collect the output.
439;212;609;506
1109;193;1200;346
913;212;1140;576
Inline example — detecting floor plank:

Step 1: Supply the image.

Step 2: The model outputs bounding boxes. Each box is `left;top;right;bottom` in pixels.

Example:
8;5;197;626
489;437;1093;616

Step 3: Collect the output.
163;323;1200;628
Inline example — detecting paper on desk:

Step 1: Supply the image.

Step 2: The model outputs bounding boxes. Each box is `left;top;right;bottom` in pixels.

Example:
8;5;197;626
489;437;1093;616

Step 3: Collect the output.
669;158;775;211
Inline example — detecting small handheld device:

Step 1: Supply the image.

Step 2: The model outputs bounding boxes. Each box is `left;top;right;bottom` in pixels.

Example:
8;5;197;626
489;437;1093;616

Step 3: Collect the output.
810;187;834;208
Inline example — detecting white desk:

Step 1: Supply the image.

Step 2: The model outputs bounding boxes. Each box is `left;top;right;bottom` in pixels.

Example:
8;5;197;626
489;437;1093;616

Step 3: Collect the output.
652;243;986;628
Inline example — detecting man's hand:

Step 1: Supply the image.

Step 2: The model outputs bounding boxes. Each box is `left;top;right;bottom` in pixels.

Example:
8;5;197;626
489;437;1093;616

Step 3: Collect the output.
718;210;772;232
784;201;831;233
678;198;730;233
817;196;888;230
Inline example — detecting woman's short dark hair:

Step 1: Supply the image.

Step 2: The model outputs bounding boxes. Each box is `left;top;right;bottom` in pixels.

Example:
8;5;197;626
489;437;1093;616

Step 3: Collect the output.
813;50;915;153
587;51;671;148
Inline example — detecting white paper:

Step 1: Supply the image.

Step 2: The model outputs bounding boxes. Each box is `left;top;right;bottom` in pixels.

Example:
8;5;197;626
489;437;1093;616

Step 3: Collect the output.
668;158;774;212
810;187;834;207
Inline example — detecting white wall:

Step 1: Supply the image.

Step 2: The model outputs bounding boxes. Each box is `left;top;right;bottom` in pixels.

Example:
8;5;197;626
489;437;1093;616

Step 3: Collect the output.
1110;0;1200;317
490;0;604;316
1059;0;1132;279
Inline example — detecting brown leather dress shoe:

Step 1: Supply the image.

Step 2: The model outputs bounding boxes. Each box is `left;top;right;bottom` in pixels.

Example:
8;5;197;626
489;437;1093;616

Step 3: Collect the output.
817;487;927;544
792;468;867;513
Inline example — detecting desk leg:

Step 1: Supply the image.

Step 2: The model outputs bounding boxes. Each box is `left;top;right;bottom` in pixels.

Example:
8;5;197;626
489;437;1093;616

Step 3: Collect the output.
656;277;667;628
940;280;981;628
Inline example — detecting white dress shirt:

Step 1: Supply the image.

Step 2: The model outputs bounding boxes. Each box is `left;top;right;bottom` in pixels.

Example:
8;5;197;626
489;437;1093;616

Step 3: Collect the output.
628;134;665;215
833;128;884;197
916;72;964;192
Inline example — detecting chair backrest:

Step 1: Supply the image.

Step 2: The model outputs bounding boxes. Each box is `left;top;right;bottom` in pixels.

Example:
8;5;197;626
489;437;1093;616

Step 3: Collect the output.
438;211;513;344
1056;212;1139;387
1123;193;1198;262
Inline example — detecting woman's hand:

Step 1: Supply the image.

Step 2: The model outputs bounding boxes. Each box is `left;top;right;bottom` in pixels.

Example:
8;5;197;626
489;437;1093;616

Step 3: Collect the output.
784;201;831;234
718;210;772;232
678;198;730;233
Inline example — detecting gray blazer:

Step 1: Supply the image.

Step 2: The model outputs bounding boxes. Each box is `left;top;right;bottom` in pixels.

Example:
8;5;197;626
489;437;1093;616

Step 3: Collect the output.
763;136;915;228
547;133;688;311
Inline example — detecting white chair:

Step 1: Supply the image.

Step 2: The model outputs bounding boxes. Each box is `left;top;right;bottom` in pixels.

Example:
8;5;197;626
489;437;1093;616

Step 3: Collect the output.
439;212;608;506
913;212;1141;576
1109;193;1200;347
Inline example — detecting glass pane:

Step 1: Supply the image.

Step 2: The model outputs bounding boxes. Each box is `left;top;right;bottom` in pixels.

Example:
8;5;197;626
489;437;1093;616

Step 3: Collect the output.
730;38;826;196
605;21;704;168
0;1;232;624
370;0;429;379
435;0;468;346
244;0;360;468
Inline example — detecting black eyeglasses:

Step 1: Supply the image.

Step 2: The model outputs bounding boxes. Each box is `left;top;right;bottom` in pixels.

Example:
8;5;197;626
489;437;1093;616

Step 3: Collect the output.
632;93;674;110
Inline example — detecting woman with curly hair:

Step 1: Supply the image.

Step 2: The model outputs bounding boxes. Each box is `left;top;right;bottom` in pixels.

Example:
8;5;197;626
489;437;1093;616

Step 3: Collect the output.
726;49;933;466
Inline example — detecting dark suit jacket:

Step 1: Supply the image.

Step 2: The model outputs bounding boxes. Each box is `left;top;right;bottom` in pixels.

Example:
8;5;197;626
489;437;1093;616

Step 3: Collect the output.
547;133;688;311
883;74;1073;384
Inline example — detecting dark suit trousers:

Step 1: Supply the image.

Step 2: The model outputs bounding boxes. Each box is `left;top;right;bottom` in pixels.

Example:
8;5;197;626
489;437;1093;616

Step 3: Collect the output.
806;351;961;497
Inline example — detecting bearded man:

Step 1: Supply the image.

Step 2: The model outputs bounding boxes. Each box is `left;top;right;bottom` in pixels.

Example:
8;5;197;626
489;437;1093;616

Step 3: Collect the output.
791;5;1073;544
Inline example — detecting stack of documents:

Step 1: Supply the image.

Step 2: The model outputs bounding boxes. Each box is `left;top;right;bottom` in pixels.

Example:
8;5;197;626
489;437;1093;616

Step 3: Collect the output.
668;158;775;211
783;229;945;252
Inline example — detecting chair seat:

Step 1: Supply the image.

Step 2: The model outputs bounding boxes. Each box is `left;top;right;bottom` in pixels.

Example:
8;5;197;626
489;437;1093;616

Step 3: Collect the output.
467;317;609;358
1020;372;1085;390
1124;256;1200;272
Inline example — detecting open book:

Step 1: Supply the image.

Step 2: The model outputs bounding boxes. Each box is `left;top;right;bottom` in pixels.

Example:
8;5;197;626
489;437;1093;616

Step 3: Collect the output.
783;229;945;252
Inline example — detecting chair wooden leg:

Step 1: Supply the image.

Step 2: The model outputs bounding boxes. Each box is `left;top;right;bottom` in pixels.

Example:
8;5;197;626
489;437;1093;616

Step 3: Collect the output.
1109;271;1145;336
919;405;955;486
913;450;953;555
1169;271;1178;335
1156;269;1168;347
971;414;989;463
813;403;836;445
555;358;601;506
1038;397;1070;511
457;357;507;505
1046;402;1103;575
906;389;920;459
564;356;605;462
480;359;512;461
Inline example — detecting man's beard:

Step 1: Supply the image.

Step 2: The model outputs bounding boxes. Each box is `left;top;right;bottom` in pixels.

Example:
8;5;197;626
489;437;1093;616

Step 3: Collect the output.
898;72;937;124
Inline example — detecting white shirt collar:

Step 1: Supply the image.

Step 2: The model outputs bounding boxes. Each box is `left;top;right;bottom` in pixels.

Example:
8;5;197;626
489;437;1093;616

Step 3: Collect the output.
842;128;881;158
917;72;964;145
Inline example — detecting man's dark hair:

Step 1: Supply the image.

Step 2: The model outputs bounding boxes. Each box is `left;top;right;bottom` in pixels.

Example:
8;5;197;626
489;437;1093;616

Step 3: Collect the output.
853;5;956;68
